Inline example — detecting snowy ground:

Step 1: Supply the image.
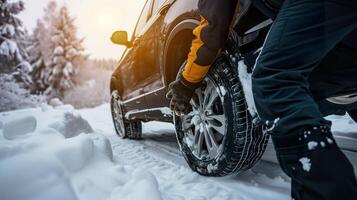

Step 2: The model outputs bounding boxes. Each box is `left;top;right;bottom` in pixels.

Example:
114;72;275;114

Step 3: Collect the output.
0;104;356;200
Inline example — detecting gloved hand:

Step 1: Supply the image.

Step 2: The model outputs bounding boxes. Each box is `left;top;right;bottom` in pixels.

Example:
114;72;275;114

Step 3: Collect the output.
166;79;201;115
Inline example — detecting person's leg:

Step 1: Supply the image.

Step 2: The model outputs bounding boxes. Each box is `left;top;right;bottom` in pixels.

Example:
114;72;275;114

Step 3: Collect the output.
349;109;357;123
253;0;357;133
252;0;357;199
309;29;357;116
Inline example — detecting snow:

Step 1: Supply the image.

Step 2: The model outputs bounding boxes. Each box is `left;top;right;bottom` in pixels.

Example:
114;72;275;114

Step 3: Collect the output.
238;60;257;117
0;38;22;60
54;46;64;55
49;98;65;107
327;137;334;144
299;157;311;172
0;105;163;200
0;104;291;200
159;107;173;117
326;115;357;134
17;61;33;72
0;104;356;200
110;169;162;200
125;107;173;119
266;118;280;132
320;141;326;148
0;74;45;112
86;79;97;88
0;24;15;37
66;48;78;58
0;153;79;200
3;115;37;140
307;141;318;150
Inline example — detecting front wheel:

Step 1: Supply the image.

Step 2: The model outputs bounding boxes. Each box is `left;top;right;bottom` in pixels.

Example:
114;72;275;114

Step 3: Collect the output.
174;57;269;177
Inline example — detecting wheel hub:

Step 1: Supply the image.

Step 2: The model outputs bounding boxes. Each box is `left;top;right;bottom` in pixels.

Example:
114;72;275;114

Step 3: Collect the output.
112;92;125;137
181;77;227;161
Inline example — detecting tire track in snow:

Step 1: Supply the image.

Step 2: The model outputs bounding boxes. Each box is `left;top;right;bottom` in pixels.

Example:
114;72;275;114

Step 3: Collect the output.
79;107;290;200
110;136;234;200
108;130;290;200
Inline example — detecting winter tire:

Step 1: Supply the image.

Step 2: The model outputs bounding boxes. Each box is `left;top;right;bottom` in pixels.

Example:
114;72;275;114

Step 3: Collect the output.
174;57;269;177
111;91;142;139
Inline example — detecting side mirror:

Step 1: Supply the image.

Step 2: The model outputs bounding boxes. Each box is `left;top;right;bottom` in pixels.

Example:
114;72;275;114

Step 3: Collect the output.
111;31;133;48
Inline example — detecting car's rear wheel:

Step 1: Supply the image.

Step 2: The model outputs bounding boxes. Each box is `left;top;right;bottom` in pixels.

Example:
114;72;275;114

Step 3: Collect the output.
111;91;142;139
174;57;269;177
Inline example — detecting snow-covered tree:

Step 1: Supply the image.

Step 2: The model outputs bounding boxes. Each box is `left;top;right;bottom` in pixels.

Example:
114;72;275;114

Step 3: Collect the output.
0;0;22;71
29;1;59;93
0;73;44;112
34;4;84;97
0;0;33;90
41;0;58;65
29;20;50;93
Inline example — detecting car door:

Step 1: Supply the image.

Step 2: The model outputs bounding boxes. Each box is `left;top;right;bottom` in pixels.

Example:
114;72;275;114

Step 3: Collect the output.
141;0;172;108
134;0;167;95
120;0;168;109
117;0;153;111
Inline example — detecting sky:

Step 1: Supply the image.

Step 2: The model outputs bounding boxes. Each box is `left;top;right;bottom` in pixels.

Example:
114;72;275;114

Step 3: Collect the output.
19;0;145;59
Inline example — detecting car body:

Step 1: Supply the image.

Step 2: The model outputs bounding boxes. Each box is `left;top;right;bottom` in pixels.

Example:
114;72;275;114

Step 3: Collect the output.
110;0;357;175
110;0;199;122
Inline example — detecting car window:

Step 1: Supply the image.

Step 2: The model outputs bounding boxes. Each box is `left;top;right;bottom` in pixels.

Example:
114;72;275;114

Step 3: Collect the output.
152;0;166;14
134;0;153;37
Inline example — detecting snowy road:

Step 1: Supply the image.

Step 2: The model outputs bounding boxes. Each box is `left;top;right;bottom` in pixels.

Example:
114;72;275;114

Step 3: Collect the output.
1;104;356;200
80;104;291;200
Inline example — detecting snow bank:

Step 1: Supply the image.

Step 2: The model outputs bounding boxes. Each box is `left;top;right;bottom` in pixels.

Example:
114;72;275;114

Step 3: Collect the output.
0;105;163;200
0;104;354;200
0;74;45;112
110;169;162;200
49;112;94;138
326;114;357;134
0;154;79;200
3;115;37;140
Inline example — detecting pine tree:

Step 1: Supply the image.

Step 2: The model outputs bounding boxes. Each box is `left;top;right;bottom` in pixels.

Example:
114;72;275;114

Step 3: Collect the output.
0;0;45;111
45;4;84;97
29;20;48;93
41;0;57;65
29;1;58;93
0;0;24;72
0;0;32;88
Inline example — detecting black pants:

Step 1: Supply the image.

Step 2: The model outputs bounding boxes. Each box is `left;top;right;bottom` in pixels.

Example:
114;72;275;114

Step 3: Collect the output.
349;109;357;123
252;0;357;199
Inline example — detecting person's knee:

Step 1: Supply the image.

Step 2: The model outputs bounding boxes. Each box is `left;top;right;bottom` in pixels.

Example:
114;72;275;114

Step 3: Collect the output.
252;59;272;107
252;61;265;97
251;53;275;92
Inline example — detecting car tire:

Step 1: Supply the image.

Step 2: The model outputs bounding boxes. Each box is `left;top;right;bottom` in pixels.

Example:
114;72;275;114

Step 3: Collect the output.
174;57;269;177
111;91;142;139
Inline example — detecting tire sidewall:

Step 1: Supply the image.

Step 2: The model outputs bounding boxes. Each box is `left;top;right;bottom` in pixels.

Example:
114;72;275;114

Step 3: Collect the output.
175;57;252;176
110;91;127;138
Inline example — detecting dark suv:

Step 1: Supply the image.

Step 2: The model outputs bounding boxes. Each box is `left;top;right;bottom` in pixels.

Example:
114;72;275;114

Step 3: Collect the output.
110;0;357;177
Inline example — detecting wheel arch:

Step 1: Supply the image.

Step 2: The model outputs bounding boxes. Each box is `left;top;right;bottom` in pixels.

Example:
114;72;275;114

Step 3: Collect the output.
110;74;123;99
162;19;199;85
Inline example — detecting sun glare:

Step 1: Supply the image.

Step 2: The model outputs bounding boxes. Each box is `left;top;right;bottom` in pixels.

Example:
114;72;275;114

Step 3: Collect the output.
74;0;145;59
19;0;145;59
97;13;116;27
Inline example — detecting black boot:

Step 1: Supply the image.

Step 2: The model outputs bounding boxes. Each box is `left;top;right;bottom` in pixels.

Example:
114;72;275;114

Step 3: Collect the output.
272;125;357;200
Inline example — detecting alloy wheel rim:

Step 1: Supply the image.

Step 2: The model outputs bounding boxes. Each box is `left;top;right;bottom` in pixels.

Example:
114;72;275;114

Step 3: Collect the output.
181;77;227;161
112;92;125;137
